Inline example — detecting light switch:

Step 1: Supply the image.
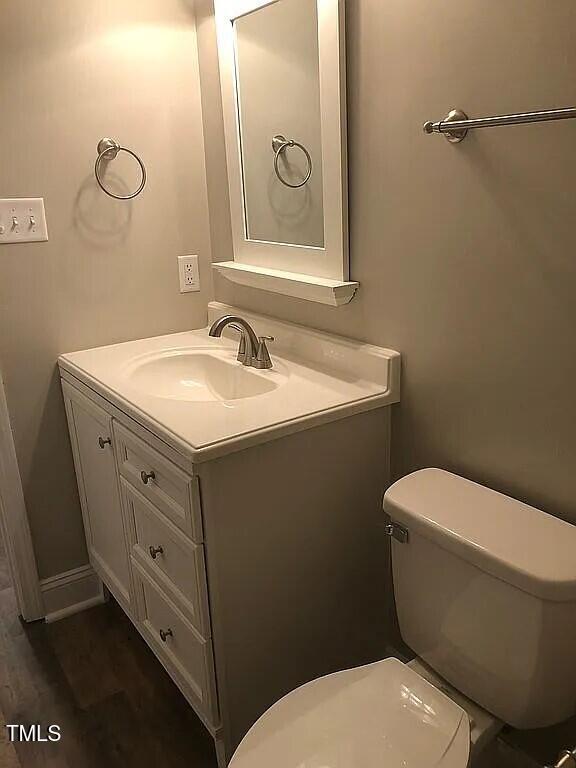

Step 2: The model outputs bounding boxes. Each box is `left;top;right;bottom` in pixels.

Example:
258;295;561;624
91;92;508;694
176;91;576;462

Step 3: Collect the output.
0;199;48;244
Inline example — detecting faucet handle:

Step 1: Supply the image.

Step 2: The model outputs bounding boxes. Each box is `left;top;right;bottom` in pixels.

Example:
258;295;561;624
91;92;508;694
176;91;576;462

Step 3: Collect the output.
255;336;274;369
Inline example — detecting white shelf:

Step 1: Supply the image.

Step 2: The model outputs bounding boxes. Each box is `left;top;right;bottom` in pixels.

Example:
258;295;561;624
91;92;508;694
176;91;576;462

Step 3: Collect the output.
212;261;359;307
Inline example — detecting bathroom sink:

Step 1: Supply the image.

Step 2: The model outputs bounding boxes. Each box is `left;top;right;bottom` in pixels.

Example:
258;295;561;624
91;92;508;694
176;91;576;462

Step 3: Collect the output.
122;349;283;402
59;301;400;460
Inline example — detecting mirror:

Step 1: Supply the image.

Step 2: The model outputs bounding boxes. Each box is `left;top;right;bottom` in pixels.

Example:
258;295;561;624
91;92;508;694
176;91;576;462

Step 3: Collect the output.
215;0;356;306
234;0;324;248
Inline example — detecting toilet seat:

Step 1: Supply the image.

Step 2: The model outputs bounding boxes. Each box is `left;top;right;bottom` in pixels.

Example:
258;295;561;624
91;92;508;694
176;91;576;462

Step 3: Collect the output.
230;657;470;768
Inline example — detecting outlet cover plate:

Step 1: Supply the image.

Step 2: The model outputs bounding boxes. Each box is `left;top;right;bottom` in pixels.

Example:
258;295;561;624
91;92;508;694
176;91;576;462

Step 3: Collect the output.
0;198;48;244
178;254;200;293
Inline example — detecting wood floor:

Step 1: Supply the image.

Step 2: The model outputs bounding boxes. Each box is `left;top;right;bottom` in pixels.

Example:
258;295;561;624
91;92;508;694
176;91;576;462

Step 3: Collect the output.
0;573;217;768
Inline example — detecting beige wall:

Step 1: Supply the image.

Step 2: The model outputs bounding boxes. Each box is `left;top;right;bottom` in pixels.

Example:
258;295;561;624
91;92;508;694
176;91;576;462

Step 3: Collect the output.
197;0;576;523
0;0;212;578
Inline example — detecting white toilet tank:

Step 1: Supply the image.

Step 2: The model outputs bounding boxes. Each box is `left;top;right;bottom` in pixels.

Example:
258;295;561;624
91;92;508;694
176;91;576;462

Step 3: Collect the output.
384;468;576;730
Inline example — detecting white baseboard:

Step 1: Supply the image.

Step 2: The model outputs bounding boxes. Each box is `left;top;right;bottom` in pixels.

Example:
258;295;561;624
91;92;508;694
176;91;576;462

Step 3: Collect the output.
40;564;106;623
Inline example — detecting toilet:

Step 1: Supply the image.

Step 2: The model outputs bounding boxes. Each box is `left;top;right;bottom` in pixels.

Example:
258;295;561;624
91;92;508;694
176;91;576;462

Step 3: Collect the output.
229;468;576;767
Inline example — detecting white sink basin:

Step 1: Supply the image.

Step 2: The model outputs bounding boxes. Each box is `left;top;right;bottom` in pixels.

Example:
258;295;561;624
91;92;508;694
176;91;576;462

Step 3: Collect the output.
122;349;285;402
59;302;400;460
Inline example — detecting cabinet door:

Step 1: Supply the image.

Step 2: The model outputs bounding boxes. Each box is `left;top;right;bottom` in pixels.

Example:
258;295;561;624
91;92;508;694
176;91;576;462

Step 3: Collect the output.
62;381;131;612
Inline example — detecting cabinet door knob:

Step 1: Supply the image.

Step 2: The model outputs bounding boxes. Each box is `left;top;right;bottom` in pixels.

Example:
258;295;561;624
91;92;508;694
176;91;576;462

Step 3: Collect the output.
159;628;173;643
98;436;112;449
149;545;163;560
140;470;155;485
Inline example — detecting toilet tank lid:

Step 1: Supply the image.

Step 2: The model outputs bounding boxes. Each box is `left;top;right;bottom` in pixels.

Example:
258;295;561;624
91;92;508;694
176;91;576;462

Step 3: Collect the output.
383;469;576;602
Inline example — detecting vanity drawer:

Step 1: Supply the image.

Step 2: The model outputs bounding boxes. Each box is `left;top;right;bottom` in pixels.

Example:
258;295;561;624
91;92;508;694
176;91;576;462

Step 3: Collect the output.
122;479;210;637
114;422;203;543
133;561;218;725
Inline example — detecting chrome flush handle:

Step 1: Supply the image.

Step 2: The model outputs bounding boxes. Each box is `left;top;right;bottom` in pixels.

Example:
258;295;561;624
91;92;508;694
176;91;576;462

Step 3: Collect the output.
140;470;155;485
98;436;111;449
546;746;576;768
159;628;173;643
385;522;409;544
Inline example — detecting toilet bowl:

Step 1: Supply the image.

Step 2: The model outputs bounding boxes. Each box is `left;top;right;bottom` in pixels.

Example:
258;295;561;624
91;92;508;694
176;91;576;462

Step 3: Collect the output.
229;657;470;768
229;469;576;767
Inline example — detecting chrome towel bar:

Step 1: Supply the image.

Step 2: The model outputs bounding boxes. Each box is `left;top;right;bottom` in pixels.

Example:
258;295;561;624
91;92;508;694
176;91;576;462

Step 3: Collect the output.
546;745;576;768
423;106;576;143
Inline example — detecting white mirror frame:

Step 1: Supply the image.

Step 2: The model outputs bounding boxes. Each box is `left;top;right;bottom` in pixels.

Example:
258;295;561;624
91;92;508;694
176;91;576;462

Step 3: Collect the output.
213;0;358;306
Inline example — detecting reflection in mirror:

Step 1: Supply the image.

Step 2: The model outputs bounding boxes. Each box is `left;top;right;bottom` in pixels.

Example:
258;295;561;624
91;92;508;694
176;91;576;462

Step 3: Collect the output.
233;0;324;248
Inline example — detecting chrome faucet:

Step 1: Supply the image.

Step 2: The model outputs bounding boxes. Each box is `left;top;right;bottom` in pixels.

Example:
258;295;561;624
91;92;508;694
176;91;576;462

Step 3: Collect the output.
208;315;274;370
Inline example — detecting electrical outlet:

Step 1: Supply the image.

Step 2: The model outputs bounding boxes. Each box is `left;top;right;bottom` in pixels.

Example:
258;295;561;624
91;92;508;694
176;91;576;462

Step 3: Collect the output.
178;255;200;293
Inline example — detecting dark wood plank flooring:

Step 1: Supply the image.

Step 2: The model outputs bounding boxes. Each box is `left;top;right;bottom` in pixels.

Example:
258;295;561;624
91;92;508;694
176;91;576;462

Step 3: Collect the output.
0;582;217;768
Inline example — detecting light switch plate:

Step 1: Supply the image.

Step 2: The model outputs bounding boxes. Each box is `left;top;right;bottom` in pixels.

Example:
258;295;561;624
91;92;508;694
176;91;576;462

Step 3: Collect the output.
0;198;48;244
178;254;201;293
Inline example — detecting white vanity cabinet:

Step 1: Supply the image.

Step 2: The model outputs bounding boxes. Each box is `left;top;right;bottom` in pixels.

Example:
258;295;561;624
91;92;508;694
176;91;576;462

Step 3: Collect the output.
62;378;220;741
116;426;218;726
62;381;132;613
58;303;400;766
61;372;395;765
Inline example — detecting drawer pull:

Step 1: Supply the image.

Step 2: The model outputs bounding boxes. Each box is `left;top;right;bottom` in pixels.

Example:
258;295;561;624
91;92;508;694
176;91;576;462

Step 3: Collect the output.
148;545;164;560
98;436;112;449
159;628;173;643
141;470;155;485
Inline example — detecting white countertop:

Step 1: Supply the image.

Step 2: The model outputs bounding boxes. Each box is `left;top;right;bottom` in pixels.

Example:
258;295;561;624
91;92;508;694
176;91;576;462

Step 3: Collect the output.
58;302;401;461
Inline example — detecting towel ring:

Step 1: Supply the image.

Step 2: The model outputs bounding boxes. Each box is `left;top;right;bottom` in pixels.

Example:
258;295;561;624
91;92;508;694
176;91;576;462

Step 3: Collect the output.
95;138;147;200
272;135;313;189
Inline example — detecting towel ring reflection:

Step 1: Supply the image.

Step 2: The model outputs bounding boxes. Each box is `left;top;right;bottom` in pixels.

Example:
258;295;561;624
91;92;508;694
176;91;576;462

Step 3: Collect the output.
272;135;313;189
95;138;147;200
